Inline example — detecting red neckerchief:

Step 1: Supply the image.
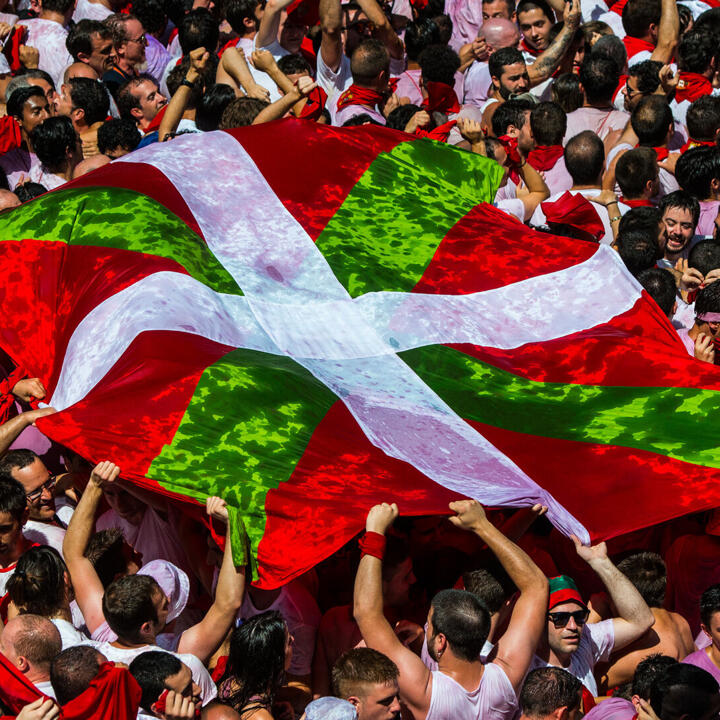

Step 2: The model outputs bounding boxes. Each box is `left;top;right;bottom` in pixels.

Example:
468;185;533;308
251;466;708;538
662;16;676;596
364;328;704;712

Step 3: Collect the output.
421;81;460;115
613;73;629;106
620;196;653;207
653;146;669;162
218;38;237;58
623;35;654;60
527;144;564;172
498;134;523;184
336;78;397;112
298;86;328;120
415;119;457;142
520;37;541;57
144;104;168;135
609;0;629;15
676;72;712;103
681;138;716;152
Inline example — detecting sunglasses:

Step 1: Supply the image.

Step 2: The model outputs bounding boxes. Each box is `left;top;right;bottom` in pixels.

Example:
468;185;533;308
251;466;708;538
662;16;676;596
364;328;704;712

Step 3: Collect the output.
26;474;56;503
547;609;589;629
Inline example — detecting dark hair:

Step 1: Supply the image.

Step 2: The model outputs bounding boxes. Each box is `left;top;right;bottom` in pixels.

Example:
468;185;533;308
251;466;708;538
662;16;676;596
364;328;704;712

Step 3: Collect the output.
617;552;666;607
618;205;662;237
591;34;627;75
687;95;720;142
405;18;440;62
695;279;720;316
164;0;195;27
383;535;411;583
632;654;678;699
520;667;582;716
678;3;693;35
650;663;720;719
97;118;141;155
132;0;167;35
678;29;716;74
530;101;566;146
167;64;203;108
102;574;160;642
7;545;69;617
579;54;620;105
222;611;287;714
628;59;662;94
419;44;460;86
331;648;399;699
341;113;382;126
516;0;553;21
463;568;509;614
659;190;701;227
700;583;720;627
196;83;236;131
430;13;452;44
564;130;604;185
693;6;720;38
66;19;111;60
0;478;28;522
616;147;658;198
42;0;74;14
637;268;676;316
386;103;423;131
219;96;268;128
617;229;660;276
551;72;583;113
676;146;720;199
30;116;78;171
277;54;312;76
67;78;110;125
689;240;720;275
0;448;37;482
482;0;515;13
622;0;661;39
225;0;260;34
51;646;104;705
6;86;46;121
489;46;525;80
129;651;183;712
430;589;490;662
491;98;533;136
116;73;159;120
85;528;131;587
632;95;673;147
179;8;219;55
15;182;46;202
351;38;389;85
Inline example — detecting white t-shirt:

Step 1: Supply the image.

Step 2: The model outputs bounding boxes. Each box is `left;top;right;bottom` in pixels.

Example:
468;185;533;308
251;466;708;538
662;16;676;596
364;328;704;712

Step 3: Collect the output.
34;680;56;698
51;617;89;649
23;520;65;555
72;0;112;22
84;642;217;705
426;662;518;720
564;107;629;143
530;619;615;696
239;583;321;676
17;18;73;89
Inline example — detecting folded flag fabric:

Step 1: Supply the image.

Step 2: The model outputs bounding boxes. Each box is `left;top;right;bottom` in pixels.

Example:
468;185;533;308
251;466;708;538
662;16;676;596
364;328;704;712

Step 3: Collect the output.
2;119;720;587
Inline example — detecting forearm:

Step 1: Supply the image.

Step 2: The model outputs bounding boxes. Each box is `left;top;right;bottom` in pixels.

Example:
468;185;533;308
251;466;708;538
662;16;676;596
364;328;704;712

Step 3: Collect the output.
255;0;294;48
0;413;32;455
63;481;102;560
214;525;246;612
159;86;191;141
353;554;386;625
355;0;403;58
319;0;343;70
528;25;576;83
252;90;299;123
591;558;654;626
265;65;294;94
605;200;621;240
221;47;257;93
520;160;549;197
653;0;679;61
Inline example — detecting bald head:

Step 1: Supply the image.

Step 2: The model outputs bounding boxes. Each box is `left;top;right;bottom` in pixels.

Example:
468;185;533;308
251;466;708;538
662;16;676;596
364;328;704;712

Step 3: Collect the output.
1;614;61;681
564;130;605;186
0;189;20;210
64;62;99;83
481;18;520;52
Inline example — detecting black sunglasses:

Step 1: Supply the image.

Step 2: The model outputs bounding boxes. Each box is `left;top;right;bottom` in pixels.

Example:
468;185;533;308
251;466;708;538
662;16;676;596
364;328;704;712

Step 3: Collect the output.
547;609;589;629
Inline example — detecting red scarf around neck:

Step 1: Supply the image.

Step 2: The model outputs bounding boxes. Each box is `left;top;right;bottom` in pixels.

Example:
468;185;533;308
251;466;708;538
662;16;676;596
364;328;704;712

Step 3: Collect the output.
520;37;541;57
608;0;629;15
681;138;717;153
623;35;654;60
620;196;653;207
336;78;397;112
527;144;564;172
421;81;460;115
676;72;713;103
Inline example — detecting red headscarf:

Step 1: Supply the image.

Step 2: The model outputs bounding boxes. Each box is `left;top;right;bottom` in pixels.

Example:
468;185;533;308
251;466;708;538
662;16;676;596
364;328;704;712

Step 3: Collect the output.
541;191;605;243
421;81;460;115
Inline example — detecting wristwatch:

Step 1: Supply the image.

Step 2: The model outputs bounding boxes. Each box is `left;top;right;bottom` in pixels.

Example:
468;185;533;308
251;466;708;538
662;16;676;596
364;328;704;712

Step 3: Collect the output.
180;78;195;89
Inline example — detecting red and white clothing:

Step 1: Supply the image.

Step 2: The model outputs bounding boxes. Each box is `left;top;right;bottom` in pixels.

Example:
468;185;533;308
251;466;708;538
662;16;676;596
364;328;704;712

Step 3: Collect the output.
17;18;73;89
623;35;654;67
564;106;629;143
393;68;465;108
527;145;573;196
531;189;615;243
583;697;636;720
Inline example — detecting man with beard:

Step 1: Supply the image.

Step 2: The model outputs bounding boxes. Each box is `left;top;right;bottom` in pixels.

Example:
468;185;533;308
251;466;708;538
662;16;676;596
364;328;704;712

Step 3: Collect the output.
657;190;700;269
332;649;401;720
530;538;655;697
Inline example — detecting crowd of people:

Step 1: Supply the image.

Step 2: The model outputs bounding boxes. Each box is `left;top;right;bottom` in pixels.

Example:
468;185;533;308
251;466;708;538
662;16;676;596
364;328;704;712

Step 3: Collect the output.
1;0;720;715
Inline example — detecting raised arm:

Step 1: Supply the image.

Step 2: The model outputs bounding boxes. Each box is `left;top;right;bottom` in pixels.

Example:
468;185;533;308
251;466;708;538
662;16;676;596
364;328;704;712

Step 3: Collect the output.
527;0;581;86
355;0;404;59
650;0;679;65
517;160;550;221
177;497;246;664
254;0;295;50
218;46;271;100
353;503;433;718
572;536;655;651
319;0;343;72
0;408;55;457
159;47;209;142
62;461;120;633
252;74;318;123
449;500;548;693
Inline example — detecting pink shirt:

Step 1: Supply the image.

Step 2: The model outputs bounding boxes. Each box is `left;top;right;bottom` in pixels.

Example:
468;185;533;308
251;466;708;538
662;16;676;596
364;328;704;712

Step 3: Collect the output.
563;107;630;143
541;157;573;196
72;0;112;22
677;327;695;356
17;18;73;89
683;648;720;685
332;102;386;127
463;61;491;108
583;698;636;720
446;0;483;52
698;200;720;237
394;68;465;107
0;147;39;190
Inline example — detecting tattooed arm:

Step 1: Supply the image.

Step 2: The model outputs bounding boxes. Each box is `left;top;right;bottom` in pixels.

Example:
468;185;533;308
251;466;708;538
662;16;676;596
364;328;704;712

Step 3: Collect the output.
527;0;581;86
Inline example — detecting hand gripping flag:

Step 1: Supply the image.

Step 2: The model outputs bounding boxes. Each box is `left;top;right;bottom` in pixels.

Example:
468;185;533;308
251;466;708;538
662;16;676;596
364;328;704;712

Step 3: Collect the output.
3;119;720;587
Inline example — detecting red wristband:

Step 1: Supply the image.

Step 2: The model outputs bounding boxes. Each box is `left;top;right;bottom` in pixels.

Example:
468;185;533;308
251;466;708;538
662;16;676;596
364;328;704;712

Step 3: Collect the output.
359;531;386;560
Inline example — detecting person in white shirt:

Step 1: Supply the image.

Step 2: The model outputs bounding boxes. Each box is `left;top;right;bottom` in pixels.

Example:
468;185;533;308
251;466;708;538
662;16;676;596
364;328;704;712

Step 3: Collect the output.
0;614;62;697
354;500;549;720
